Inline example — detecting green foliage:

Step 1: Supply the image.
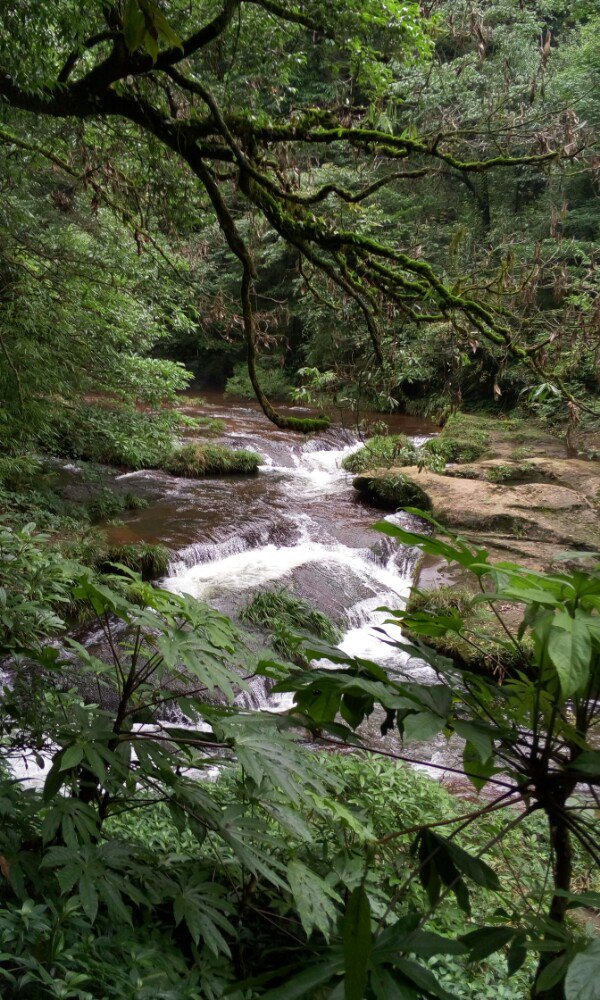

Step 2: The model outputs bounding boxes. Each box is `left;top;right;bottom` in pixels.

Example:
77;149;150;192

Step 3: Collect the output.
0;520;79;653
97;542;170;580
225;362;294;402
241;588;340;663
277;517;600;995
163;443;262;477
354;472;432;510
342;434;418;473
39;404;183;471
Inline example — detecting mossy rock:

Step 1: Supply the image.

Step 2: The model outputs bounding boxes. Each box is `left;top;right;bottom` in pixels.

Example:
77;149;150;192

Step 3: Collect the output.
423;412;491;464
163;444;261;477
353;472;432;511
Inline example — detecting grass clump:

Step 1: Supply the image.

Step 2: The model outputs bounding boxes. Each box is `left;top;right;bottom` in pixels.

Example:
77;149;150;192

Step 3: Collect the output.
342;434;417;473
241;588;340;664
98;542;170;580
423;412;491;464
354;472;432;511
87;489;149;522
163;443;261;477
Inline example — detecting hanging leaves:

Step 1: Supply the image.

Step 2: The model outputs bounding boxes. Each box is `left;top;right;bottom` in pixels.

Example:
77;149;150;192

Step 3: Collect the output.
122;0;183;60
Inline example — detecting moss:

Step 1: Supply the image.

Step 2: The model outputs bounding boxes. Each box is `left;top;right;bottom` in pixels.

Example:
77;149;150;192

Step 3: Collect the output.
241;588;340;665
163;444;261;477
98;542;170;580
342;434;416;473
353;472;432;511
281;415;331;433
424;412;491;464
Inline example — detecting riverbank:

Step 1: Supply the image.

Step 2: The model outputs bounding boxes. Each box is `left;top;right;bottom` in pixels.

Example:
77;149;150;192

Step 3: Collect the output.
351;412;600;669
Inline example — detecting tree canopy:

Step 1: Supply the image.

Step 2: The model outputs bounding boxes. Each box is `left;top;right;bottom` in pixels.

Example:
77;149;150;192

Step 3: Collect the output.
3;0;596;430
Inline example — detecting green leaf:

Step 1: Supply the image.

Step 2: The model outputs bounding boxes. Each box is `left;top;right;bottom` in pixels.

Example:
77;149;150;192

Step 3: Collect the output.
395;958;456;999
123;0;146;51
461;926;515;961
453;720;494;762
463;741;494;792
568;751;600;777
537;953;571;994
565;940;600;1000
146;1;184;51
261;960;341;999
59;744;84;771
78;874;99;924
287;861;341;940
402;710;444;742
442;837;501;891
507;933;527;976
343;885;371;1000
547;613;592;697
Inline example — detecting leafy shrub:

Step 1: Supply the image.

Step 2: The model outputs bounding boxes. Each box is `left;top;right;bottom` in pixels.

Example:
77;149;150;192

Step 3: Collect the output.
0;520;79;653
39;404;179;470
342;434;418;473
225;362;293;401
163;443;261;477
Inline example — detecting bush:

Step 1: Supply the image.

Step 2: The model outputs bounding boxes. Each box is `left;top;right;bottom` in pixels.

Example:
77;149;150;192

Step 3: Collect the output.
163;443;262;477
225;361;293;401
39;403;179;470
0;519;79;652
342;434;418;473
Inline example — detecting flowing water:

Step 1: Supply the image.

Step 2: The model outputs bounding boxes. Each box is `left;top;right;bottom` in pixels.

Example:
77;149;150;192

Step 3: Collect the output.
16;394;466;785
104;393;462;777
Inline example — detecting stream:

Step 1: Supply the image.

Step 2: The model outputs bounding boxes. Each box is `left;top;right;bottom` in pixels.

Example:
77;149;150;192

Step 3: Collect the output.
104;393;462;778
16;394;466;785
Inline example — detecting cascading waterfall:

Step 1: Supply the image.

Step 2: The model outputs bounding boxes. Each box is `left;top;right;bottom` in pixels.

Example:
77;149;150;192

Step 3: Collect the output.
16;395;460;784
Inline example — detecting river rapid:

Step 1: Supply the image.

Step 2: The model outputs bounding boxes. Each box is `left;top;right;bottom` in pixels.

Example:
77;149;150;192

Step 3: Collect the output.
97;393;461;777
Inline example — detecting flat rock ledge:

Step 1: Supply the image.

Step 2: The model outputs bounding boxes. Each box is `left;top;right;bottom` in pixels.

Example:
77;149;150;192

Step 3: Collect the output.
353;455;600;571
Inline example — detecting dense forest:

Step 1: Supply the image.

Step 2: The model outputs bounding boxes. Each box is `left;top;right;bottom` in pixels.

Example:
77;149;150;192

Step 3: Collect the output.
0;1;599;998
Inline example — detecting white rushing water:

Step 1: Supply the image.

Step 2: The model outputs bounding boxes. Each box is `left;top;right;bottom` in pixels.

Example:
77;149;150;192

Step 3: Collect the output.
164;434;430;687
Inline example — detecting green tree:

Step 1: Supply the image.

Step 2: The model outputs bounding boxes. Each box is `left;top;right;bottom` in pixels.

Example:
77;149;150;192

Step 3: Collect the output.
0;0;572;429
